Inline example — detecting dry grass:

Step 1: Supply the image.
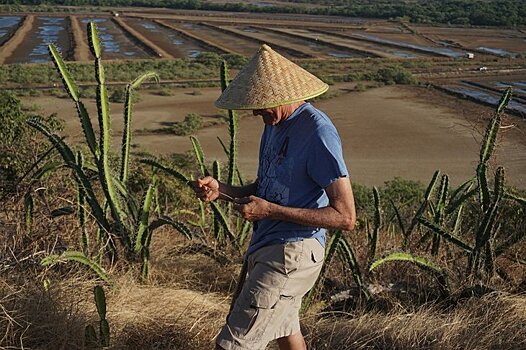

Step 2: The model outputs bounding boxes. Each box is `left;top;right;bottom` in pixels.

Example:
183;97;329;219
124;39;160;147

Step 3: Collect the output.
305;293;526;350
0;271;230;349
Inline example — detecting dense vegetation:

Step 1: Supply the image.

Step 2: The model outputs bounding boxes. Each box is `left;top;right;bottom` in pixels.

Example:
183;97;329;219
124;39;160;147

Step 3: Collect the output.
2;0;526;26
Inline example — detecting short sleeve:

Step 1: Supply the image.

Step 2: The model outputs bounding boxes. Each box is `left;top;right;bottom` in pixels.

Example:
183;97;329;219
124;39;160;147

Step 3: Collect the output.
306;125;349;188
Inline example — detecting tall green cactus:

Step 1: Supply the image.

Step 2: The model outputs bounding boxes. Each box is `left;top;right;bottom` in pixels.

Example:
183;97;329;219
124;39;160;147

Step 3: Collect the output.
431;174;449;256
28;21;171;272
477;88;511;212
220;61;239;186
95;285;110;347
369;187;381;258
120;72;159;184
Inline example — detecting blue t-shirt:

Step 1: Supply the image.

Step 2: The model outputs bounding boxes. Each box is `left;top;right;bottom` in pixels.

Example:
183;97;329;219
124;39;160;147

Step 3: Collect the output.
247;102;349;255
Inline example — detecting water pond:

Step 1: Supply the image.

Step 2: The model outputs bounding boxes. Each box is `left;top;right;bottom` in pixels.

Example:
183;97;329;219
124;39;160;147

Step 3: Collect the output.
80;18;149;59
353;33;466;58
0;16;21;44
445;85;526;115
477;47;517;58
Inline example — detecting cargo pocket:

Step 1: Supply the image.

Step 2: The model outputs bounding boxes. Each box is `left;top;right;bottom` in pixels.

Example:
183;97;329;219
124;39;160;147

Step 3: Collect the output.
310;241;325;265
229;288;279;341
283;241;304;275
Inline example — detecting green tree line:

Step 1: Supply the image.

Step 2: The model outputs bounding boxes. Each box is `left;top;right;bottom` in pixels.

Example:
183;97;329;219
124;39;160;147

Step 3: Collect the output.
2;0;526;26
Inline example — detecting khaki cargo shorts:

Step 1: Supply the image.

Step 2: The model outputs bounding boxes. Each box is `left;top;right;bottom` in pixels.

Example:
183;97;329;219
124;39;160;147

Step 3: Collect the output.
216;238;325;350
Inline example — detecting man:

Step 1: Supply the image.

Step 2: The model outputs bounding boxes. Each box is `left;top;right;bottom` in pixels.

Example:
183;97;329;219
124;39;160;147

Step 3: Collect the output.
193;44;356;350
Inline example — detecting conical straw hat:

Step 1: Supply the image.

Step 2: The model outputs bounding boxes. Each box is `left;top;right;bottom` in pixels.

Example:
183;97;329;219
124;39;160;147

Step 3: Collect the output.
215;44;328;110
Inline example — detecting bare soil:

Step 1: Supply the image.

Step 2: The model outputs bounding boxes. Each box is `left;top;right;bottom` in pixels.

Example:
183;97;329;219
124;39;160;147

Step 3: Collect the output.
0;15;33;64
21;83;526;188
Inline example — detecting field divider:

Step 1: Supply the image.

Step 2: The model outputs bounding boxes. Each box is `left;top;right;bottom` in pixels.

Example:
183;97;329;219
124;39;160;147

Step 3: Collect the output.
154;20;235;55
70;16;91;62
254;26;384;59
199;22;314;59
0;15;34;64
112;17;174;59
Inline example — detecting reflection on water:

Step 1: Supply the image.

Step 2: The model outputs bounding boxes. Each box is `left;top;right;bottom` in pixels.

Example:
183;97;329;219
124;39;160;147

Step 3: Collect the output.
81;18;120;54
140;22;158;31
353;33;466;58
445;85;526;114
392;51;417;58
81;18;146;57
0;16;21;40
477;46;517;58
188;49;201;58
328;52;354;58
137;20;187;48
29;17;66;63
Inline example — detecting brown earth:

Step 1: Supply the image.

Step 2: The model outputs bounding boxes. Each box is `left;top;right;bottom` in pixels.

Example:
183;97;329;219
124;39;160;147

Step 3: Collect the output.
69;15;91;61
0;15;33;64
21;83;526;188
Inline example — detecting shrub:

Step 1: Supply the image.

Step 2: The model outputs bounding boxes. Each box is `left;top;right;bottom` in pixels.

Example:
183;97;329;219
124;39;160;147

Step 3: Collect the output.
0;92;63;194
156;88;174;96
371;65;417;85
172;113;203;136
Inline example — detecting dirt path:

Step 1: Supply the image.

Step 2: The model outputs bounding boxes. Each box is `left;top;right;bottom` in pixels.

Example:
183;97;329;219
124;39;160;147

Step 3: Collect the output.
70;15;91;61
0;15;34;64
20;83;526;188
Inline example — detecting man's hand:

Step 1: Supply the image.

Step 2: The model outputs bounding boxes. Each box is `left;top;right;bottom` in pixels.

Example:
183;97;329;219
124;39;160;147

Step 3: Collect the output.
192;176;220;202
233;196;273;221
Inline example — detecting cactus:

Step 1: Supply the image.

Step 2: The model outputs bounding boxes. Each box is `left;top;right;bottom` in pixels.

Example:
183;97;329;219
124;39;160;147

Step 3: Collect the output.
370;252;450;298
120;72;159;184
84;285;110;347
404;170;440;246
41;250;112;284
431;174;449;256
220;61;239;186
369;187;381;258
28;22;170;270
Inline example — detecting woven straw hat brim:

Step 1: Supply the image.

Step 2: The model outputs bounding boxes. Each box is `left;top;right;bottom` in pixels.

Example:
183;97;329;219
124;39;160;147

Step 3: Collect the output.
215;44;329;110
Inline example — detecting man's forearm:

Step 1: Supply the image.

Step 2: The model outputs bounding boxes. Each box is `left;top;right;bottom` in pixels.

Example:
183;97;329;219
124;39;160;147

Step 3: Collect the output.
268;203;355;231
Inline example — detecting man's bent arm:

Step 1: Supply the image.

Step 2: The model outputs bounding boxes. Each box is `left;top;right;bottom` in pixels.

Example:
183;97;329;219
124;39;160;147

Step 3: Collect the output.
234;177;356;231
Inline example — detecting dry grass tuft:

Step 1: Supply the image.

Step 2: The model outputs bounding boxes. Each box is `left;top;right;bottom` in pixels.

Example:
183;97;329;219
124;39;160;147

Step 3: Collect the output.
305;292;526;350
108;275;229;349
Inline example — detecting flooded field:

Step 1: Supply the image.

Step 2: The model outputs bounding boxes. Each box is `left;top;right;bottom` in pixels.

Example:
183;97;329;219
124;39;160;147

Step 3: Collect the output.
219;25;359;58
440;80;526;116
163;21;260;57
5;16;71;64
79;17;150;60
0;16;21;45
415;25;526;56
1;12;525;64
124;18;212;58
352;33;467;58
278;28;422;58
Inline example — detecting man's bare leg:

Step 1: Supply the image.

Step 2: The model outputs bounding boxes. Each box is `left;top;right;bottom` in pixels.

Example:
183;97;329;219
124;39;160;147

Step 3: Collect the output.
277;332;307;350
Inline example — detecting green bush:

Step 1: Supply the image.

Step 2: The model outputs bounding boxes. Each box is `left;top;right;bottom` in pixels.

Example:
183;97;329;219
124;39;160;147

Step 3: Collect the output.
371;65;417;85
172;113;203;136
156;88;174;96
